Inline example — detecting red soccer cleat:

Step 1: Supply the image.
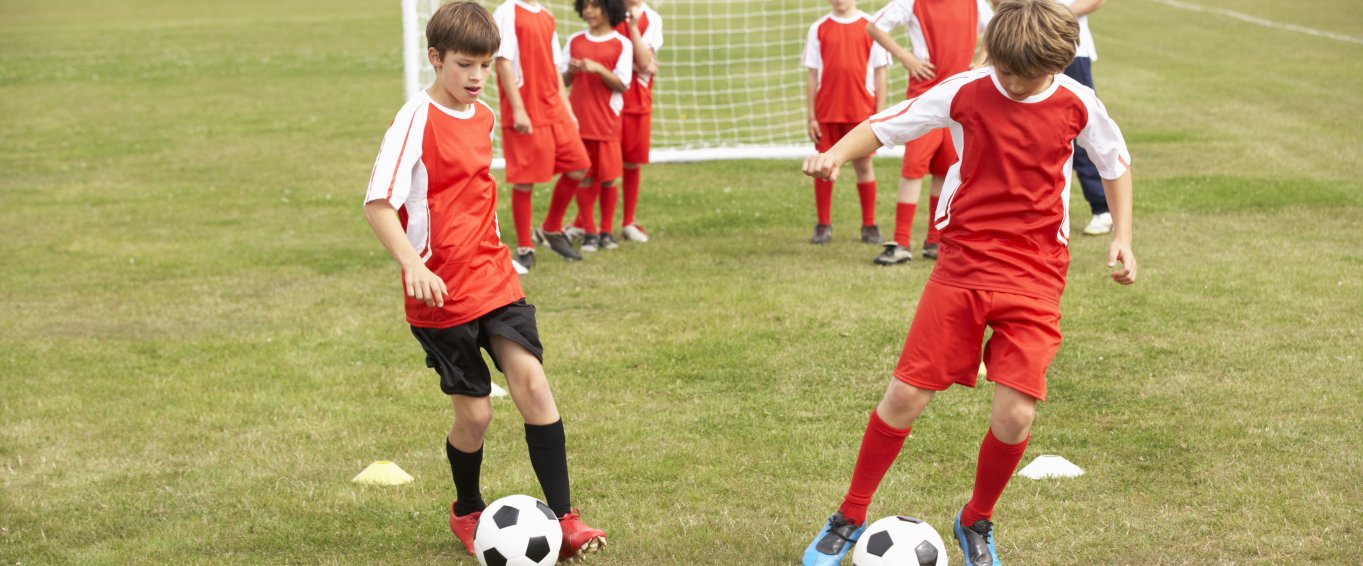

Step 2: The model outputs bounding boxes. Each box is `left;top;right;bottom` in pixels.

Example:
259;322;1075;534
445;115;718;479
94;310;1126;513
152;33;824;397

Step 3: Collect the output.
558;509;606;561
449;501;480;556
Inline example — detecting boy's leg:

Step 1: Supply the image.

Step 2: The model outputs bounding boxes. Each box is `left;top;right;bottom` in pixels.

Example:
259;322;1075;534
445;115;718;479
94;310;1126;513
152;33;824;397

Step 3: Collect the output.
574;177;601;235
873;175;920;264
954;385;1034;566
599;181;618;235
621;165;642;229
851;156;880;244
512;184;535;250
840;380;935;522
447;394;493;554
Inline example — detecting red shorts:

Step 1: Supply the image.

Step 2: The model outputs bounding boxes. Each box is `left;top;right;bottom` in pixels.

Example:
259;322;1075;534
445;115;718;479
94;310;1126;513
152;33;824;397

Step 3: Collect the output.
901;127;957;179
816;121;859;153
582;138;622;182
894;281;1062;401
502;119;591;185
621;112;651;164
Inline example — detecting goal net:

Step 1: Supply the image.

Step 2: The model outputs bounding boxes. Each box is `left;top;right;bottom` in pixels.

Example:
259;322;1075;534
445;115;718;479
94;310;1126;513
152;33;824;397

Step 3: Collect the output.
401;0;907;162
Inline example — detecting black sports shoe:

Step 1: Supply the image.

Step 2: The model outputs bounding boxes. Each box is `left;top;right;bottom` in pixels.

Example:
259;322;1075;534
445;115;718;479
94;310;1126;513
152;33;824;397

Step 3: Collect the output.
810;223;832;244
873;243;913;265
515;247;535;271
544;232;582;261
953;507;1002;566
580;233;600;253
860;225;883;244
598;232;619;250
922;241;940;260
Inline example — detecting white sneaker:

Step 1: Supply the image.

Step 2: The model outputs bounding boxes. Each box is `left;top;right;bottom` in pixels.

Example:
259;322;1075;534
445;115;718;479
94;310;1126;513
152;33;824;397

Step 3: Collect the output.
622;224;650;243
1082;212;1113;235
563;225;587;242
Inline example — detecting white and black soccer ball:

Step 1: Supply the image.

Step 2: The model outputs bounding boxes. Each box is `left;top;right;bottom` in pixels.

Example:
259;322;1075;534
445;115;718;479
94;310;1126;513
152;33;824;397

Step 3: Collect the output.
851;515;948;566
473;494;563;566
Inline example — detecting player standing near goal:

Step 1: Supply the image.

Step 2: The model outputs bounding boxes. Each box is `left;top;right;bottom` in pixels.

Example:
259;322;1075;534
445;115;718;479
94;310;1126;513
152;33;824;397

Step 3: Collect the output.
612;0;663;243
363;2;606;560
801;0;892;245
561;0;632;252
866;0;992;264
799;1;1135;564
494;0;592;268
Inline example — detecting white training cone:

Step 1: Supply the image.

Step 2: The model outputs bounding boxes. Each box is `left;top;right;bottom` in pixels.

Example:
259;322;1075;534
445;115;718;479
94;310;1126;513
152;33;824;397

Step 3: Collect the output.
489;382;508;398
352;460;414;486
977;362;987;378
1016;455;1085;479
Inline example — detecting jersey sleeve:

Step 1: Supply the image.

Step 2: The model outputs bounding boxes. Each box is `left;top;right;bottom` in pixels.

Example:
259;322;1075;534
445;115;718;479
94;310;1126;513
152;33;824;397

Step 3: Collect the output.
1074;93;1132;180
867;75;961;148
872;0;915;32
493;2;519;63
801;21;822;70
976;0;993;34
613;35;634;86
870;37;891;68
644;9;664;52
559;34;574;74
364;101;428;209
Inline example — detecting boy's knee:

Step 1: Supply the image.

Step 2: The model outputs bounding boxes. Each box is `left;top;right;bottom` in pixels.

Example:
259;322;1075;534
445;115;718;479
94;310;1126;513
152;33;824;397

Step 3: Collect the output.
566;169;588;181
457;405;493;432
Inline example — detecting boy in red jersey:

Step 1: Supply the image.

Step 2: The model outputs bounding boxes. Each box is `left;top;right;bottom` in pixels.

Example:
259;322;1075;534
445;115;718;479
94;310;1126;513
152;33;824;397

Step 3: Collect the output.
494;0;592;268
867;0;992;264
363;3;605;560
800;1;1135;564
562;0;632;252
802;0;891;245
614;0;662;243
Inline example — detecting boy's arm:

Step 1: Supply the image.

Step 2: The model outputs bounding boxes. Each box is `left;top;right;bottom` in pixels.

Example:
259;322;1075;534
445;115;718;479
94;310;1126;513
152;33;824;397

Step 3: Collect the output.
804;74;959;182
806;69;821;143
496;58;533;134
364;201;447;307
625;11;654;72
1067;0;1105;17
874;66;888;112
866;12;935;81
802;122;881;183
1103;170;1136;285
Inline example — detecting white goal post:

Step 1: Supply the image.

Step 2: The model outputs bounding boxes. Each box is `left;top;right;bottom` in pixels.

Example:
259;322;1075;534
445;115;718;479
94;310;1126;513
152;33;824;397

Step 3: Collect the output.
401;0;907;163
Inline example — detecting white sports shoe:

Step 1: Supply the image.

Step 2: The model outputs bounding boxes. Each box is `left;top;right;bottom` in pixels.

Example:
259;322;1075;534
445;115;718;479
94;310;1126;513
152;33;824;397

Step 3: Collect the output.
622;224;650;243
563;225;587;242
1082;212;1113;235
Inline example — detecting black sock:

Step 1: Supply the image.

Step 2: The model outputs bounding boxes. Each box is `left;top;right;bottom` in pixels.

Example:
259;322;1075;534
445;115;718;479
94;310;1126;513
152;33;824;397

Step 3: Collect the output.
446;440;486;516
525;420;571;517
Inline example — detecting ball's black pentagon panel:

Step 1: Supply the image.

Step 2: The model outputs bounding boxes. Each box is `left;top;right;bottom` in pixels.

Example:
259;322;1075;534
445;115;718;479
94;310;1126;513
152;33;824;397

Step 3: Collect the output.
914;540;939;565
525;535;552;561
481;548;508;566
866;530;894;557
536;500;556;521
493;506;521;529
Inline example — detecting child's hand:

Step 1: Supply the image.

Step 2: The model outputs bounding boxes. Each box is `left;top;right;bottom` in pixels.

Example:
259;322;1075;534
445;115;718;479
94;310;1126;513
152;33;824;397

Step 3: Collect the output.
1107;240;1137;285
404;263;448;308
512;107;532;134
902;55;936;81
803;153;840;182
807;118;821;143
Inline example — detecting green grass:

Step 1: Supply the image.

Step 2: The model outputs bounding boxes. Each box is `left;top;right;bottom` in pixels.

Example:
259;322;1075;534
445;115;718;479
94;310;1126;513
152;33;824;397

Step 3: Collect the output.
3;0;1362;564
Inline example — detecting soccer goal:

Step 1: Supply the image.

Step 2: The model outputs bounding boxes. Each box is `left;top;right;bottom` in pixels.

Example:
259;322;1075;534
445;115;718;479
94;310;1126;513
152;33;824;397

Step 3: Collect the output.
401;0;907;163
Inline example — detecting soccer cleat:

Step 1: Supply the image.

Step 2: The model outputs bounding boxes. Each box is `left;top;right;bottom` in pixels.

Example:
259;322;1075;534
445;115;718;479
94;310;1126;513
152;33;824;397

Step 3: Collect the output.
515;247;536;271
922;241;940;260
873;243;914;265
580;234;600;253
802;512;865;566
811;223;832;245
622;223;650;243
954;507;1003;566
861;224;884;244
564;224;587;242
558;509;607;561
599;232;619;250
449;501;480;556
1082;212;1113;235
543;232;583;261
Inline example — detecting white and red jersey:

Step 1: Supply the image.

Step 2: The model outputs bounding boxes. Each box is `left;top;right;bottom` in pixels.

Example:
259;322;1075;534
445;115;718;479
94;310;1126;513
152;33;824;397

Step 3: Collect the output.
493;0;570;126
1056;0;1098;61
562;30;633;140
868;68;1131;302
802;11;891;123
872;0;993;98
365;94;524;328
614;3;663;115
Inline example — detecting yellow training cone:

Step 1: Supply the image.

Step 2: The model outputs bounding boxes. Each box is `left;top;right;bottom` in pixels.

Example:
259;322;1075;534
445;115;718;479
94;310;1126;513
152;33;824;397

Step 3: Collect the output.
352;461;414;486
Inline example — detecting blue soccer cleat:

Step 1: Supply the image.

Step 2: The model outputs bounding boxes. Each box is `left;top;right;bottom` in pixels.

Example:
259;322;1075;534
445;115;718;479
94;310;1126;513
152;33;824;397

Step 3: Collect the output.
802;512;866;566
953;506;1003;566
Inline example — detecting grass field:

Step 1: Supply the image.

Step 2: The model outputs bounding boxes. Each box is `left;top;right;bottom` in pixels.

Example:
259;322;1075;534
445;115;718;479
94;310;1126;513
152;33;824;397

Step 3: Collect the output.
3;0;1363;564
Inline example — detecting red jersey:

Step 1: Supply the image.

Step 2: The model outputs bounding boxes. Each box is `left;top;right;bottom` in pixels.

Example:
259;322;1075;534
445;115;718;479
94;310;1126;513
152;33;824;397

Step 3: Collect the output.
802;12;891;123
869;69;1132;302
612;3;664;115
493;0;570;126
563;30;633;140
872;0;992;98
365;95;524;327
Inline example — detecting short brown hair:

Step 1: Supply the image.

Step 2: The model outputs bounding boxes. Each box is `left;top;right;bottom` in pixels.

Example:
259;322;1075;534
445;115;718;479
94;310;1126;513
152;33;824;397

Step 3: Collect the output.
426;1;500;59
984;0;1079;79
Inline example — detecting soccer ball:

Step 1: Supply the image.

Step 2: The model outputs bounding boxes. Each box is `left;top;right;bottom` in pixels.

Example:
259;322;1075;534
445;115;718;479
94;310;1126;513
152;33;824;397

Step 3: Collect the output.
851;515;948;566
473;494;563;566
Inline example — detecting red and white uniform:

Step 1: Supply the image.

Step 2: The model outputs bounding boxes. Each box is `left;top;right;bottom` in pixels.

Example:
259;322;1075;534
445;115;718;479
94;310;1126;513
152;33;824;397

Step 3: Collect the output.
614;3;664;116
872;0;993;98
802;11;890;125
562;31;633;141
869;68;1131;303
493;0;570;126
365;94;523;328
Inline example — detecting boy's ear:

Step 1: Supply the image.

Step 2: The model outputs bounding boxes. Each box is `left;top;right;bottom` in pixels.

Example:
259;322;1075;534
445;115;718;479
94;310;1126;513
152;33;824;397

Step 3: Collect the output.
427;47;442;69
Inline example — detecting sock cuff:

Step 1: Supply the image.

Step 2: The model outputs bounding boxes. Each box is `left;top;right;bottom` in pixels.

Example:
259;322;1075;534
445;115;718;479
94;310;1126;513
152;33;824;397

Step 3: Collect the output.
446;439;483;458
984;428;1030;453
856;181;877;190
869;410;912;439
524;419;566;448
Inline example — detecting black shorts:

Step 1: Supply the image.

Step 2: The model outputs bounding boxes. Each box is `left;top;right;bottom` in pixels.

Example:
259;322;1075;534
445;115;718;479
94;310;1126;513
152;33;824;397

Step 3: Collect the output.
409;299;544;397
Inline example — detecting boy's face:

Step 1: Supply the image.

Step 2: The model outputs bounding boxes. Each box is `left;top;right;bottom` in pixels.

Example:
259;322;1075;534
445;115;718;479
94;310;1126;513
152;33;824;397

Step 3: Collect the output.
995;67;1053;101
828;0;855;13
430;49;495;107
581;1;605;27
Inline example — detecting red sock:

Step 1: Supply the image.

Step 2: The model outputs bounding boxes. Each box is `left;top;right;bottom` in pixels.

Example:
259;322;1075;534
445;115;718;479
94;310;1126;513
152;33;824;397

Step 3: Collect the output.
857;182;877;227
814;179;833;226
622;167;641;227
574;181;600;233
512;189;534;248
925;196;942;245
838;410;911;526
893;203;916;247
599;182;619;233
961;429;1029;526
541;175;578;233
